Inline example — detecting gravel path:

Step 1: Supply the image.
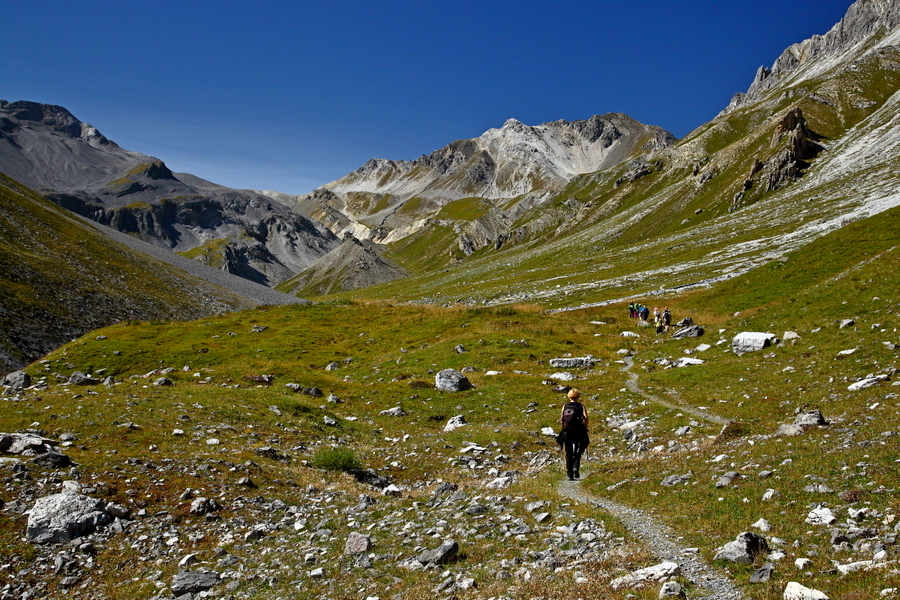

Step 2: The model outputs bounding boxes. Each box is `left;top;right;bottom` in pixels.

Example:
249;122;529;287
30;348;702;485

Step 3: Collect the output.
79;215;309;306
557;481;744;599
554;353;744;599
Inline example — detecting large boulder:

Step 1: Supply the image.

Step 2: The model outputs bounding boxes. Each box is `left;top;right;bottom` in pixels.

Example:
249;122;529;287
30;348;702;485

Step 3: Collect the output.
713;531;769;564
549;357;594;369
170;570;221;596
732;332;779;356
0;432;58;455
672;325;704;339
68;371;100;386
417;539;459;565
26;493;114;544
1;371;30;389
435;369;472;392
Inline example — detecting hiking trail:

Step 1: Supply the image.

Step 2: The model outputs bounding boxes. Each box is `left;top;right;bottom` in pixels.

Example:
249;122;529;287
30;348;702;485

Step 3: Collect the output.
554;352;744;599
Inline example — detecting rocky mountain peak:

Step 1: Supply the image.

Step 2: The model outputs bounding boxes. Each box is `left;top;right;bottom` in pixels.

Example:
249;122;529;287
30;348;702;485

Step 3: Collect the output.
724;0;900;113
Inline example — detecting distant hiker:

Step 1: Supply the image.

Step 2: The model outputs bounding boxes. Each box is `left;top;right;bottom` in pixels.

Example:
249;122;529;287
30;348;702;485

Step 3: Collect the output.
655;315;664;334
653;307;661;322
628;301;636;319
663;307;672;331
556;388;590;481
640;305;650;322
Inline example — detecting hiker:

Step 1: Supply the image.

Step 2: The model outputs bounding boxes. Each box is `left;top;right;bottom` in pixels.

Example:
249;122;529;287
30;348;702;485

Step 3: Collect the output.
663;307;672;331
655;314;664;334
640;305;650;322
557;388;590;481
628;301;636;319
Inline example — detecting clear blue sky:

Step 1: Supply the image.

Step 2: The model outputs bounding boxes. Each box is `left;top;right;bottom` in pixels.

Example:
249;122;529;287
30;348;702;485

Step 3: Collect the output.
3;0;854;195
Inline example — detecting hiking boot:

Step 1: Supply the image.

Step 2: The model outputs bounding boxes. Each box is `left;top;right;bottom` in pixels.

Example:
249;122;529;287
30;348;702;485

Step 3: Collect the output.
574;469;580;479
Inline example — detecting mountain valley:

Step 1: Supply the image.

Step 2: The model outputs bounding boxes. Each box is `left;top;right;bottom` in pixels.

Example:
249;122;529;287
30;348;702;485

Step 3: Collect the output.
2;1;900;599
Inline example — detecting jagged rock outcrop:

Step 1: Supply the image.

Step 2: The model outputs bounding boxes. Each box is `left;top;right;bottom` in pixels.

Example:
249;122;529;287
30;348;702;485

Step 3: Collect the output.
0;101;339;287
724;0;900;113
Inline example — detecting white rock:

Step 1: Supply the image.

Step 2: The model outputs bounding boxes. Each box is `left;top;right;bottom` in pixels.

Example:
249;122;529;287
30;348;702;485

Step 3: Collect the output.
620;331;640;338
783;331;801;340
610;561;681;590
486;476;512;489
837;348;858;356
794;558;813;570
672;357;704;368
695;343;712;352
206;438;220;445
848;374;890;391
381;484;401;496
805;507;836;526
762;488;780;501
541;426;557;436
444;415;468;432
485;370;502;376
550;372;578;381
836;560;874;575
752;518;772;532
784;581;829;600
732;332;779;356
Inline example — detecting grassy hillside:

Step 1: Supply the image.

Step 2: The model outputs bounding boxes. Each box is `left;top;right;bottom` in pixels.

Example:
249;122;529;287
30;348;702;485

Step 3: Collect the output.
0;174;255;372
3;204;897;599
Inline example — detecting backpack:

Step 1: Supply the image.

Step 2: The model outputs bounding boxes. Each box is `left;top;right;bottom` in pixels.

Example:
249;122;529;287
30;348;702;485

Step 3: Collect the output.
561;401;584;428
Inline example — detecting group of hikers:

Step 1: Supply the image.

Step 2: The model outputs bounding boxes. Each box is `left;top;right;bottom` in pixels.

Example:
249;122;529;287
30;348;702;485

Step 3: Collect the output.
628;301;672;334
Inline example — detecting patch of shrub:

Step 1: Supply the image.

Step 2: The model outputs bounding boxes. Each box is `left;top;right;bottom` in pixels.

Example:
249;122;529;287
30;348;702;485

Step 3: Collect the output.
310;446;361;473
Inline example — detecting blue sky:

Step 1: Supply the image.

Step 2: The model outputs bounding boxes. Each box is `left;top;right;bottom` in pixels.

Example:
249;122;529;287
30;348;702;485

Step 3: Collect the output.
3;0;854;195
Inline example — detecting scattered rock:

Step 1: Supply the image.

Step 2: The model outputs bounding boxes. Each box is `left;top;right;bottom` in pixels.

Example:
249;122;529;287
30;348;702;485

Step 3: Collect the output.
170;570;221;596
1;370;30;389
659;581;686;598
713;532;769;564
784;581;829;600
380;406;407;417
838;319;855;329
672;357;704;368
417;540;459;565
750;562;775;583
794;410;828;428
805;507;836;525
344;532;371;555
732;332;779;356
549;357;594;369
672;325;704;339
435;369;472;392
848;374;890;391
444;415;468;432
610;561;681;590
189;497;222;516
68;371;100;386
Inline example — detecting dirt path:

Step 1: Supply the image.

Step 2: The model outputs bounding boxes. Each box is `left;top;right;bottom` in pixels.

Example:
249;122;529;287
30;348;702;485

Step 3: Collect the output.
621;354;730;426
553;353;744;599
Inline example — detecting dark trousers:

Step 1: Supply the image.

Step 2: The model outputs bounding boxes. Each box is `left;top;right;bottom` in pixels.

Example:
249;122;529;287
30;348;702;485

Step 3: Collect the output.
564;439;587;479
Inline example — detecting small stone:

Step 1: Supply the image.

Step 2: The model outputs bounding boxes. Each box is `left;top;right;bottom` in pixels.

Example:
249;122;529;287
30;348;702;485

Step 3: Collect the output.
344;532;371;555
